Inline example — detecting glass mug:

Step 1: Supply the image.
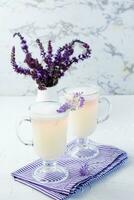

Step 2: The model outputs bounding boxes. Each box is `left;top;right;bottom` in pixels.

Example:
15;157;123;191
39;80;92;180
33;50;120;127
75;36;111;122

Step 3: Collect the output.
17;101;69;183
61;85;111;159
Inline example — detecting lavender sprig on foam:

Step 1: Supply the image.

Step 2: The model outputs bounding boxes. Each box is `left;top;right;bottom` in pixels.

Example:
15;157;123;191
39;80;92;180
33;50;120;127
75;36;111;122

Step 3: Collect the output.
57;92;85;113
57;102;71;113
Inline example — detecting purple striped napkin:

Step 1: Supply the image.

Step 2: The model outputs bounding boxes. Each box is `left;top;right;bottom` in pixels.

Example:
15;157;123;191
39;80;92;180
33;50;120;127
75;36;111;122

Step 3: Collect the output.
12;145;127;200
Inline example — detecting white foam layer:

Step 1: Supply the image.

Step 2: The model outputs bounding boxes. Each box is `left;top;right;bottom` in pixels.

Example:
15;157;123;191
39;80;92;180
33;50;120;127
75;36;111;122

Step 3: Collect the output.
30;102;68;119
65;86;99;100
67;86;98;95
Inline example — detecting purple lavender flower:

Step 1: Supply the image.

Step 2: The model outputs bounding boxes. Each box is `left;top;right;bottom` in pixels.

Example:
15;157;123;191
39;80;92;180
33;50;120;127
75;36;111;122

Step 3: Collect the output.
13;32;29;54
79;96;85;108
70;92;85;110
11;47;31;76
57;92;85;113
79;163;89;176
36;39;46;59
11;32;92;90
57;102;71;113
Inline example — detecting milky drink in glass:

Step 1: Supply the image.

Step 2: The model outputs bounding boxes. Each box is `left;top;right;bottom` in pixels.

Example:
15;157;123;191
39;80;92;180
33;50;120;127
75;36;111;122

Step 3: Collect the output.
65;87;98;139
63;86;110;159
31;102;68;160
17;101;69;183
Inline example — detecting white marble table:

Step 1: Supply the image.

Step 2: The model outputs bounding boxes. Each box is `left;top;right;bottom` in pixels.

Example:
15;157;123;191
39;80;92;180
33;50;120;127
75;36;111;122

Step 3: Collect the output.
0;96;134;200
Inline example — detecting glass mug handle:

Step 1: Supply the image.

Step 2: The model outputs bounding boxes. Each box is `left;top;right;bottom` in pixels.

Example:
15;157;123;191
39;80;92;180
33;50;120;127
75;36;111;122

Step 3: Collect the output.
16;116;33;146
97;97;111;124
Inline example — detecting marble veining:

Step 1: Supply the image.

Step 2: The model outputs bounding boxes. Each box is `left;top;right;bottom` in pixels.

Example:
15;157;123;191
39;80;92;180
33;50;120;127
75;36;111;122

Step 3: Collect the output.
0;0;134;95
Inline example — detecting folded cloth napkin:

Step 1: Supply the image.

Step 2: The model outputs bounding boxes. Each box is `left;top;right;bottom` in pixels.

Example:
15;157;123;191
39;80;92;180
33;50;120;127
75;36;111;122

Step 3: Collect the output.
12;145;127;200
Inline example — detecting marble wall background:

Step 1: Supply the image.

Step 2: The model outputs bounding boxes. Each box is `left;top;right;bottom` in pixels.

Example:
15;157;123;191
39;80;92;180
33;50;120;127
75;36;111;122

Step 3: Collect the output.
0;0;134;95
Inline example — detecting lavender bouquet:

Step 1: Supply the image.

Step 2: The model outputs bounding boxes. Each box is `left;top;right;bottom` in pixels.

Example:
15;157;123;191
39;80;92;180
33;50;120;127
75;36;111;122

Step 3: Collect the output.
11;33;91;90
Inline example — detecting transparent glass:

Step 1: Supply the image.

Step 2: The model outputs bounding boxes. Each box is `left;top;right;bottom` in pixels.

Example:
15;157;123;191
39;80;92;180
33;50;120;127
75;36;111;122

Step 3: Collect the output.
17;101;69;183
61;86;111;160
